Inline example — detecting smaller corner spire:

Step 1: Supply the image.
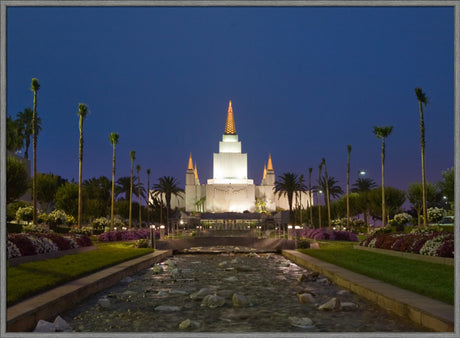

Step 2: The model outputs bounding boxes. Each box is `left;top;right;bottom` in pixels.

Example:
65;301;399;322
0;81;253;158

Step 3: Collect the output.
267;153;274;171
194;162;199;179
263;164;267;179
187;153;193;170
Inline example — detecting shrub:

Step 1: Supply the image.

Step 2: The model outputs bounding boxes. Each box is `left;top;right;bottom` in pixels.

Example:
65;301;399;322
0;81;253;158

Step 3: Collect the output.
8;234;37;256
134;239;150;248
70;226;93;236
22;223;51;234
47;209;68;226
393;213;412;225
7;201;29;221
92;217;109;232
300;227;358;242
7;222;22;233
16;206;34;223
97;229;151;242
359;232;454;258
427;207;444;223
27;235;59;254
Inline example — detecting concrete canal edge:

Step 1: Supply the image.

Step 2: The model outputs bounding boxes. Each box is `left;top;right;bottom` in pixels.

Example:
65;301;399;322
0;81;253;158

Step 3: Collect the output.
282;250;454;332
6;250;172;332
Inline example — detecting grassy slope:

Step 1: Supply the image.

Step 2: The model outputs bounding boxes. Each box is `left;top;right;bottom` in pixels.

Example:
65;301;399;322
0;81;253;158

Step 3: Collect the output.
7;242;154;306
298;241;454;305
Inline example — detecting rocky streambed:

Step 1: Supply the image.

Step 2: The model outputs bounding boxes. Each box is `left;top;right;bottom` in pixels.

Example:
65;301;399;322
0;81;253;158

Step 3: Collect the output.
62;249;425;333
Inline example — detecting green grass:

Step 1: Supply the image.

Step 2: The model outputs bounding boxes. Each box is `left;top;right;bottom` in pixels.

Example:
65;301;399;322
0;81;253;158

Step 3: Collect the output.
298;241;454;305
7;242;154;306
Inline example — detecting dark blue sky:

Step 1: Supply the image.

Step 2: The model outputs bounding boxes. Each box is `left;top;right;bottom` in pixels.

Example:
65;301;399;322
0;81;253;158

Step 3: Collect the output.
6;6;455;198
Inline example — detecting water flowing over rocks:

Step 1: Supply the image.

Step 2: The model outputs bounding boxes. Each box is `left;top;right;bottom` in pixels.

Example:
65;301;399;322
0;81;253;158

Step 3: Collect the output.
63;252;424;332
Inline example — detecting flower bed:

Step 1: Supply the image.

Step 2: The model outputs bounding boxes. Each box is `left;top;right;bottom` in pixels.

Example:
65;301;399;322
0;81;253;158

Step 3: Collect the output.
7;233;93;259
97;229;159;242
299;227;359;242
360;232;454;258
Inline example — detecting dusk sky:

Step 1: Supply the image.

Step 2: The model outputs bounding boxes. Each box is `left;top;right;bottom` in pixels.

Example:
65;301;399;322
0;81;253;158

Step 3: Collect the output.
6;5;455;205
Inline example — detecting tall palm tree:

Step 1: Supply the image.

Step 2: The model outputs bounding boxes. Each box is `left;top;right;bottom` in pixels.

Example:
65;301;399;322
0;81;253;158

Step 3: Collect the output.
109;132;119;230
352;177;377;232
373;126;393;227
129;150;136;229
136;164;142;227
296;174;306;225
17;107;41;159
346;145;351;228
308;167;313;227
415;87;429;227
319;176;344;200
317;163;322;228
321;158;331;228
274;172;299;223
146;168;151;225
153;176;184;231
77;103;89;228
31;78;40;225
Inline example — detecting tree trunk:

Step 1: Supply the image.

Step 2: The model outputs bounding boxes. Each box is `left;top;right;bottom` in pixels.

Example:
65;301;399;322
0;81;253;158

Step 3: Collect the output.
111;144;116;230
346;147;351;228
78;116;84;228
32;91;38;225
129;162;133;229
381;138;386;227
419;101;427;227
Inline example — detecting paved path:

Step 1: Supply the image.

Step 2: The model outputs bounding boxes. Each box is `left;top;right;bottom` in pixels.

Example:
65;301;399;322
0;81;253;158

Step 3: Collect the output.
282;250;455;332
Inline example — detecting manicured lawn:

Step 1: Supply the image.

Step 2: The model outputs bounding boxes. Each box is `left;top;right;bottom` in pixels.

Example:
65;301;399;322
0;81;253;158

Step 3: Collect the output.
298;241;454;305
7;242;154;306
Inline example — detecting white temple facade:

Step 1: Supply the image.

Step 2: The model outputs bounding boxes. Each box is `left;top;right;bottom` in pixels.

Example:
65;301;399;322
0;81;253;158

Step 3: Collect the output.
182;100;314;213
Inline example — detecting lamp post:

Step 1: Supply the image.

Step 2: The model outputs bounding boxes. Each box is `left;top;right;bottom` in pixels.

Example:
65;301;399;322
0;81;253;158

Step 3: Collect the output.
150;224;156;249
160;225;165;240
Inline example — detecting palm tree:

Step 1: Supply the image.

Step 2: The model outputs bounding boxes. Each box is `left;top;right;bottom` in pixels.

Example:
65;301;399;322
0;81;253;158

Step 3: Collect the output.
308;167;313;227
153;176;184;231
373;126;393;227
31;78;40;224
129;150;136;229
321;158;331;228
346;145;351;228
317;163;323;228
109;132;119;230
319;176;344;200
77;103;89;228
146;168;151;225
415;87;429;227
274;172;299;223
136;164;142;227
352;177;377;232
296;174;306;225
17;108;42;159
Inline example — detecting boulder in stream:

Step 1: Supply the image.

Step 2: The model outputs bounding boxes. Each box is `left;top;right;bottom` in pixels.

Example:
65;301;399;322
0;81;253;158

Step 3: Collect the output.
201;294;226;308
232;293;249;307
289;316;314;329
179;319;200;330
297;292;315;304
318;297;341;311
190;288;212;300
34;320;56;332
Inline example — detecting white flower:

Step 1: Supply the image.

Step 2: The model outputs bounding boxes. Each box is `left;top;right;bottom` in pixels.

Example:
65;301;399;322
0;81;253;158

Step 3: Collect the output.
7;240;21;259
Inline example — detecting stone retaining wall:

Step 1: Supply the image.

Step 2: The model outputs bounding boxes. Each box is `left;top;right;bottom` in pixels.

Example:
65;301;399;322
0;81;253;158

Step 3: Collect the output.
9;246;98;267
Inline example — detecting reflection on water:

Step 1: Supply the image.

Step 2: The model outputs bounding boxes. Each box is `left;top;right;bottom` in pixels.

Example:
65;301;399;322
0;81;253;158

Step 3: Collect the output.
63;252;425;332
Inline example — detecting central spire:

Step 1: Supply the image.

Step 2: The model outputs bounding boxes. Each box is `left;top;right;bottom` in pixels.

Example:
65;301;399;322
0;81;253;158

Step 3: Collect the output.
224;100;236;135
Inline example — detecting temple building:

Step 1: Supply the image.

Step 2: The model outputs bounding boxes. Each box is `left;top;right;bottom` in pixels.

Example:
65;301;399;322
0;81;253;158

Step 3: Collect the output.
182;100;313;213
